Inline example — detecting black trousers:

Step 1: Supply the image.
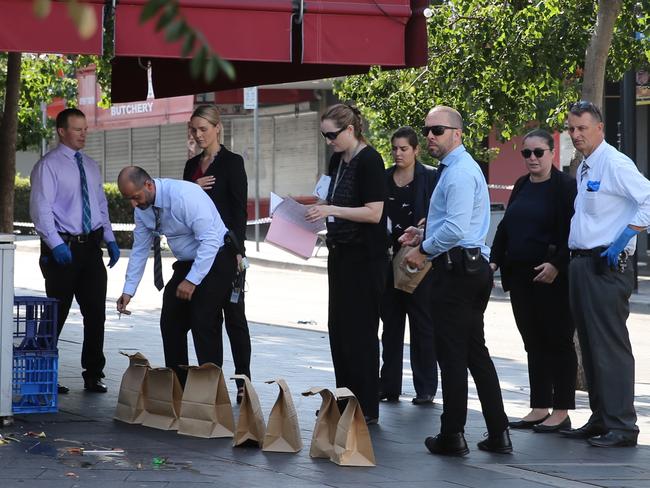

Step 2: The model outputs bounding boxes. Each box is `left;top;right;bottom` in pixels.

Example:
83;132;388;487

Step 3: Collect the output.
569;256;638;435
160;247;237;385
39;236;107;380
219;269;252;387
431;256;508;435
380;265;437;397
508;264;576;409
327;244;386;419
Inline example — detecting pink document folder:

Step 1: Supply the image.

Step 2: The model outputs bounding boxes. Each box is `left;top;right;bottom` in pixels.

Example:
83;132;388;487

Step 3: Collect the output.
264;197;325;260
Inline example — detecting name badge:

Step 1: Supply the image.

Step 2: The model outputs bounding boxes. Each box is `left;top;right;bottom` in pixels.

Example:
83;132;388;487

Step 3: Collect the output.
327;216;335;223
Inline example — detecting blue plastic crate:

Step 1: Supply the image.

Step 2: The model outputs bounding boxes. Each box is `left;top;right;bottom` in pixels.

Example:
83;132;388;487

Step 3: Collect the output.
12;350;58;414
13;296;58;351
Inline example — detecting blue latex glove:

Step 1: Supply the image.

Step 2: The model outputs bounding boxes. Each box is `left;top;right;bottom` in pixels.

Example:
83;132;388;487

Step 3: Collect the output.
51;243;72;265
107;241;120;268
601;227;639;268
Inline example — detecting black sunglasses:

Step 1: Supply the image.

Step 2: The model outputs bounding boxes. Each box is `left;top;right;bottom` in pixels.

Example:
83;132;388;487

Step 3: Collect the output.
521;148;550;159
321;126;347;141
421;125;458;137
569;100;603;122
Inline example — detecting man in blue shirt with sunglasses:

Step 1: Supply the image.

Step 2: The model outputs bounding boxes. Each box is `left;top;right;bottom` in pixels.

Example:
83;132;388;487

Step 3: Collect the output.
401;105;510;457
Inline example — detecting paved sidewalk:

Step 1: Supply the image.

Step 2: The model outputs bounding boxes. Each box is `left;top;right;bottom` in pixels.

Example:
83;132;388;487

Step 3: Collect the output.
2;238;650;487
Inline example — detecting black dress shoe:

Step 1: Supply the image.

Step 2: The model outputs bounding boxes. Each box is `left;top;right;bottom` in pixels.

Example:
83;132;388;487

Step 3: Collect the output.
477;430;513;454
412;394;435;405
378;391;399;402
560;423;607;439
532;416;571;433
588;431;637;448
57;384;69;394
84;378;108;393
508;413;549;429
424;433;469;457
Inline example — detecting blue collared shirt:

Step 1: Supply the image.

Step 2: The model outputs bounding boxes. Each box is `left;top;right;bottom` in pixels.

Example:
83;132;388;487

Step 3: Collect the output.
123;178;227;296
422;144;491;260
30;143;116;249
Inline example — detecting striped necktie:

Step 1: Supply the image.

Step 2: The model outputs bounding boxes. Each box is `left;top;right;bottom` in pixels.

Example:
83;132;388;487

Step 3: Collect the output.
152;207;164;291
580;162;589;184
74;152;92;234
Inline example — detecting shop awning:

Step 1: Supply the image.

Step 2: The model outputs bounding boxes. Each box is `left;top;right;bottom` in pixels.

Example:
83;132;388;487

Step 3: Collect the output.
114;0;294;62
0;0;103;55
111;0;428;102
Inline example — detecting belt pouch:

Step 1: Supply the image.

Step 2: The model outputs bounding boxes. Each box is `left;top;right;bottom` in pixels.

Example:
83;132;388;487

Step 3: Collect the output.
462;247;482;275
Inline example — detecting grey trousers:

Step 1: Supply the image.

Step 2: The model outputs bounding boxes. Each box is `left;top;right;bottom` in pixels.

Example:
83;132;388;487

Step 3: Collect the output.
568;256;638;435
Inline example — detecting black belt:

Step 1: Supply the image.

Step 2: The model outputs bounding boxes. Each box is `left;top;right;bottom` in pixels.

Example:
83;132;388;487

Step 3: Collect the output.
59;228;103;244
570;247;606;258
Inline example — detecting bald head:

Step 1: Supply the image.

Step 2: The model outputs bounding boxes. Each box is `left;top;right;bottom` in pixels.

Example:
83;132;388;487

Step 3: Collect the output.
118;166;156;210
427;106;463;130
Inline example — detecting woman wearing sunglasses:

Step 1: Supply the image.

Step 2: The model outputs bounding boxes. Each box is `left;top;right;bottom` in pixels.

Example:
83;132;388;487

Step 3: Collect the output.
183;104;251;405
379;126;438;405
489;128;577;432
305;103;388;425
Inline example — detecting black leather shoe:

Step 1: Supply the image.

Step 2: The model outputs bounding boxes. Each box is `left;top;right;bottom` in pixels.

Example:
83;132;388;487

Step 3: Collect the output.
378;391;399;402
57;384;69;394
588;431;637;448
477;430;513;454
412;394;435;405
532;416;571;433
424;433;469;457
560;423;607;439
84;378;108;393
508;413;549;429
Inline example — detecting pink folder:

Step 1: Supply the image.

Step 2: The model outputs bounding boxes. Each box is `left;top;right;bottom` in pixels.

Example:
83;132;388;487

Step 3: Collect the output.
265;214;319;259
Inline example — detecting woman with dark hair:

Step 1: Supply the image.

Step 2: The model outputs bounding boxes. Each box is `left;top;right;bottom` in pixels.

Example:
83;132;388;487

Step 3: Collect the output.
379;127;438;405
490;128;577;432
183;104;251;404
305;103;388;424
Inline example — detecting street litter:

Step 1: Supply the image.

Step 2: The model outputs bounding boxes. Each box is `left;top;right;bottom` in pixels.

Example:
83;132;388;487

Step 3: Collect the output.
65;472;79;479
25;431;46;438
0;434;20;445
64;447;124;456
152;456;167;466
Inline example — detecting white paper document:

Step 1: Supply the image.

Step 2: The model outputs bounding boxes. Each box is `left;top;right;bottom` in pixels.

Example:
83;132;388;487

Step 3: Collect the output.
313;175;332;201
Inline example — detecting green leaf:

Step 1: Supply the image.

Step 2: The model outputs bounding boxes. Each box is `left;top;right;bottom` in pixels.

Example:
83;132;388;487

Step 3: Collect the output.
190;46;207;79
155;6;177;32
139;0;167;23
181;32;196;58
204;55;218;83
164;19;186;42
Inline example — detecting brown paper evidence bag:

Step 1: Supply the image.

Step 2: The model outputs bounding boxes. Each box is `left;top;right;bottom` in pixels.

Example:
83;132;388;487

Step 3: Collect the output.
302;387;376;467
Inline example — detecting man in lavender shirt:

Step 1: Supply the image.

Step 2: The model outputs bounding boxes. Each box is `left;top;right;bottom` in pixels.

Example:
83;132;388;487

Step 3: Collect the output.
30;108;120;394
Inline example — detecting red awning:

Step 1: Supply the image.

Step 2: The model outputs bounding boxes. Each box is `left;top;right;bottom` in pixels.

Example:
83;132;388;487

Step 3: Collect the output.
0;0;103;55
110;0;428;102
302;0;411;66
115;0;294;62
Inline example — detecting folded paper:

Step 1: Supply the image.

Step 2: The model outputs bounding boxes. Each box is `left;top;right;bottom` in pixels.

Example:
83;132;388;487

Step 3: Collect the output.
262;379;302;453
302;387;340;459
114;351;150;424
140;367;183;431
231;374;266;447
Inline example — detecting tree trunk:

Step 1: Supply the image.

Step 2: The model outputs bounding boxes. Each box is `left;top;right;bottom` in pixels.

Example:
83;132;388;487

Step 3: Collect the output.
572;0;623;391
0;52;21;233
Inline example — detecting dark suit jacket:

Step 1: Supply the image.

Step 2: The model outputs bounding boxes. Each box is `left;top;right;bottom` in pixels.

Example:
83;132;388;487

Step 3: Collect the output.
490;166;576;291
385;161;437;229
183;145;248;253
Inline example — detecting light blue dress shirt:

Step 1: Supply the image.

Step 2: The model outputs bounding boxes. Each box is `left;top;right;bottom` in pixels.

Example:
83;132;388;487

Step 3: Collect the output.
421;144;491;260
30;143;116;249
123;178;227;296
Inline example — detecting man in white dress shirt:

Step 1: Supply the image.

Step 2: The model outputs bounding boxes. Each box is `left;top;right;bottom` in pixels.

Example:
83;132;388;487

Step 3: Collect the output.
561;101;650;447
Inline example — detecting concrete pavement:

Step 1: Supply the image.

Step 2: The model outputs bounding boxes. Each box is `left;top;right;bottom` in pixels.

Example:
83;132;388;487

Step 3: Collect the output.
1;237;649;487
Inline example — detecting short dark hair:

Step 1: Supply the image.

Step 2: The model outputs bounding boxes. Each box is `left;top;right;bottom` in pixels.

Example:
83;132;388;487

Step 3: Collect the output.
56;108;86;129
391;126;419;149
522;128;554;151
120;166;152;189
569;100;603;123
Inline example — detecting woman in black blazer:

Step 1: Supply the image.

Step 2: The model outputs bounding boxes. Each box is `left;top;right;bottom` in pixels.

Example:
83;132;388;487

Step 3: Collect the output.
184;104;251;404
490;128;577;432
379;126;438;405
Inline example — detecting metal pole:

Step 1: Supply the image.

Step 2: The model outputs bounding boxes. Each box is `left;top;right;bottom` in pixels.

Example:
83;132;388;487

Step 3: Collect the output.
254;89;260;252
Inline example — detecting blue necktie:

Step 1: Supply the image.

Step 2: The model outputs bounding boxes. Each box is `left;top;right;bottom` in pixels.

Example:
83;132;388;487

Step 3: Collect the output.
75;152;92;234
153;207;164;291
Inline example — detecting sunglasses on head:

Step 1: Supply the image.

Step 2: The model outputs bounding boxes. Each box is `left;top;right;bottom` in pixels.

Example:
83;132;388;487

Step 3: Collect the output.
421;125;458;137
521;148;550;159
569;100;603;122
321;126;347;141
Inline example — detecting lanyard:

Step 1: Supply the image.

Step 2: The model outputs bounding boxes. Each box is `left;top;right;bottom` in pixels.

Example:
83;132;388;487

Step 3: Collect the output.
330;143;365;202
